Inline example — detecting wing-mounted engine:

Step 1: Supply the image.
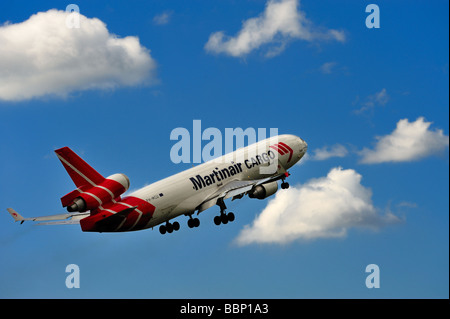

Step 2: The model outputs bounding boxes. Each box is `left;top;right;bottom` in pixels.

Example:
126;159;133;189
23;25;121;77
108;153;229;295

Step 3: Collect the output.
248;181;278;200
63;173;130;212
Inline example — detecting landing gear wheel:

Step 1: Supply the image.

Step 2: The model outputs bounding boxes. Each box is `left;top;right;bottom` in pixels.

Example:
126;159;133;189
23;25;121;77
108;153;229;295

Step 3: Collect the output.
221;213;229;224
281;182;290;189
193;218;200;227
188;217;200;228
214;198;235;226
160;221;180;234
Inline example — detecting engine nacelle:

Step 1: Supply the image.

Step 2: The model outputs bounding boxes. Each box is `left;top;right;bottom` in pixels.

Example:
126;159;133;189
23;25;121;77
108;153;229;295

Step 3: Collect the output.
67;173;130;212
248;181;278;200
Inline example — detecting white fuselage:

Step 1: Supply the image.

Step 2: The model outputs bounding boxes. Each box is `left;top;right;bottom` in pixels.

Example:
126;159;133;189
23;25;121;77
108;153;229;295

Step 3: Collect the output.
128;134;307;229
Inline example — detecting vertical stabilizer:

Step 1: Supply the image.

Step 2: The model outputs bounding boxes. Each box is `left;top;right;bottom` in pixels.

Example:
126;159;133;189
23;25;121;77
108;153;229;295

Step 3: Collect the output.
54;147;105;188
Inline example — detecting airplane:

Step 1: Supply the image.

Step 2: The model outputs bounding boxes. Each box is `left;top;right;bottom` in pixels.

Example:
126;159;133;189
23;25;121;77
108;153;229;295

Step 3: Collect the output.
7;134;307;234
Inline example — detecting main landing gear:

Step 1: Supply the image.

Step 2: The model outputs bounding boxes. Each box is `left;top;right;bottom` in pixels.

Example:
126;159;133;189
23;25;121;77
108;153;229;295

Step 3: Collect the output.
159;221;180;234
187;215;200;228
159;215;199;235
214;198;235;226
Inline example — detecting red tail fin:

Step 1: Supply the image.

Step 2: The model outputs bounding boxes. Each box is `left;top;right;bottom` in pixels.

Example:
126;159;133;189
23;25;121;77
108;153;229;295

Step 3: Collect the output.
55;147;105;188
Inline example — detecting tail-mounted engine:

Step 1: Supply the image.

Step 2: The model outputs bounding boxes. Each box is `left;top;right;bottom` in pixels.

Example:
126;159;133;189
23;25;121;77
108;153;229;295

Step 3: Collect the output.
63;173;130;212
248;181;278;200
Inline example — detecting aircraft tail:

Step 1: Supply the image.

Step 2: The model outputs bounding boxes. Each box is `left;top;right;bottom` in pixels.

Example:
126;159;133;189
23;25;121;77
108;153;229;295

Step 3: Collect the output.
54;147;105;188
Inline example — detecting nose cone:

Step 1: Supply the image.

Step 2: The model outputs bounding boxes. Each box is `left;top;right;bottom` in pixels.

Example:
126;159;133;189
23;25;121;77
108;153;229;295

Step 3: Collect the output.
278;134;308;167
298;137;308;154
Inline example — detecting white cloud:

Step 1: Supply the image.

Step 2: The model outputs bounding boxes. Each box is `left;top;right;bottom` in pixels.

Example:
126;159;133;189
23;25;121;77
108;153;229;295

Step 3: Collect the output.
235;167;401;245
204;0;345;58
0;10;156;101
396;201;417;209
354;88;390;114
153;11;173;25
359;117;449;164
372;88;389;105
320;61;337;74
311;144;348;160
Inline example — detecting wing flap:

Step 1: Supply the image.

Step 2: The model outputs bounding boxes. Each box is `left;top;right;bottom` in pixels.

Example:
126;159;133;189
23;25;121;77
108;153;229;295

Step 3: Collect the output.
223;185;254;200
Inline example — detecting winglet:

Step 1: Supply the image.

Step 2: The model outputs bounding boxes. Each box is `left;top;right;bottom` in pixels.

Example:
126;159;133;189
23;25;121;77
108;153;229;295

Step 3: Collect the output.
7;208;26;224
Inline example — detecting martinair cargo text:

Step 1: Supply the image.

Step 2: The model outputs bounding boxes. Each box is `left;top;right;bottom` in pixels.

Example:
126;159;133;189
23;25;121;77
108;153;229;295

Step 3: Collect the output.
7;134;307;234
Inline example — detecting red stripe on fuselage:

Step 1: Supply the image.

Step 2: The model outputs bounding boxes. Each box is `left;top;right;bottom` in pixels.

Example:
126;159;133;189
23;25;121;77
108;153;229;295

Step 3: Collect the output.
117;197;155;231
276;143;289;153
269;145;285;155
278;142;293;162
80;196;155;232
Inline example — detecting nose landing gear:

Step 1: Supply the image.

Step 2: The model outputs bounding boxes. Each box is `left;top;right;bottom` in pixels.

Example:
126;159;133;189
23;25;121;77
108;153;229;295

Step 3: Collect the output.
281;172;290;189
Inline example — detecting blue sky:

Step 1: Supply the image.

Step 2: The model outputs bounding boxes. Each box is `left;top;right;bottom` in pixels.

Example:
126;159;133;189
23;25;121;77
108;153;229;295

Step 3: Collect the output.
0;0;448;298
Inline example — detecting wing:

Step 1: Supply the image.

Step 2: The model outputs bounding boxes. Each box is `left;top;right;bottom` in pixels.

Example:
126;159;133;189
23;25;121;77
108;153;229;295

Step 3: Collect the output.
7;208;89;225
196;172;288;213
36;220;83;226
